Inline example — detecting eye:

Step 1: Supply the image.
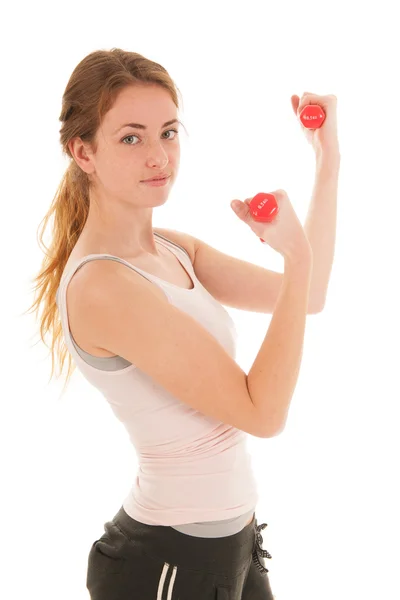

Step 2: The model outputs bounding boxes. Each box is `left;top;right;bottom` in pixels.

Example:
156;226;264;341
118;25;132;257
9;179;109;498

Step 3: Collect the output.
162;128;179;140
122;128;179;145
122;134;140;145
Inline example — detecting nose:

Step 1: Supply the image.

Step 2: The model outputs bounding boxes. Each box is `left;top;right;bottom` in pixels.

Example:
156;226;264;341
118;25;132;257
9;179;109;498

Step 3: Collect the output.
145;141;169;169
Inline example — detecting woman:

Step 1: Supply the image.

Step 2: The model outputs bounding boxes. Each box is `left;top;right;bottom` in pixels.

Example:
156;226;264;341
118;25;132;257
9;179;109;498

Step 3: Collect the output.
28;48;318;599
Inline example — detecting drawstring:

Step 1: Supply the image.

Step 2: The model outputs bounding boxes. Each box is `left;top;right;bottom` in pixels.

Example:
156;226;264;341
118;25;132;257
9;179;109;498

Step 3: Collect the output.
252;518;272;574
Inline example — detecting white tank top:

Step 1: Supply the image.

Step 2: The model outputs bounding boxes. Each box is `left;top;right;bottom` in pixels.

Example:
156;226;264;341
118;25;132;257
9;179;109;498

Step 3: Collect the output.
56;232;258;537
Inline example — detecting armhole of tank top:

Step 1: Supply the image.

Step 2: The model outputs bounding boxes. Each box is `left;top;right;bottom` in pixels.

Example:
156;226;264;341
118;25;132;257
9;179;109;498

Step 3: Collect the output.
58;254;175;376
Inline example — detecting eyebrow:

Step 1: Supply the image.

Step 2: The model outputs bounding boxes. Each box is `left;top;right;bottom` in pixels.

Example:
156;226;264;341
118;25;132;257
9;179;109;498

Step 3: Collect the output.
114;118;180;134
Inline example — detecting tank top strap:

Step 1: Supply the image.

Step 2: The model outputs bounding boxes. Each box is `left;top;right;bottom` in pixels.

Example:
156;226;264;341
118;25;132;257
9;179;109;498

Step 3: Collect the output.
153;231;193;271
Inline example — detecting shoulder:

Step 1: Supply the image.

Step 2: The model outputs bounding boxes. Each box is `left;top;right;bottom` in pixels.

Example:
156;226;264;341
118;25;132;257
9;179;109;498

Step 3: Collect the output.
153;227;197;265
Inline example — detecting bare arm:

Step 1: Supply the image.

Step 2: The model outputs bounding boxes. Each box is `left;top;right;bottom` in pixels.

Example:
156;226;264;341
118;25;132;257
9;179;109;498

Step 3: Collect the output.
74;245;312;439
247;249;313;436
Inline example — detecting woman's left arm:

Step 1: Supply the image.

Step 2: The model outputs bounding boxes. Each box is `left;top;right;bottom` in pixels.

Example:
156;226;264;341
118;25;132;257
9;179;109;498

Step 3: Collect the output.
303;153;341;311
291;92;341;311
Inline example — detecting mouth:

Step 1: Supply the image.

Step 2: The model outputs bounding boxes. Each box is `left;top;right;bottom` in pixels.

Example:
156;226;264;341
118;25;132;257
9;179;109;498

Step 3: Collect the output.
142;175;170;182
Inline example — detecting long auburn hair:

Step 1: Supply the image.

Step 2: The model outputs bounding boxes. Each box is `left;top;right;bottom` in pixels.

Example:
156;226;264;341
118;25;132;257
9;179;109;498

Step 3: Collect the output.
24;48;183;394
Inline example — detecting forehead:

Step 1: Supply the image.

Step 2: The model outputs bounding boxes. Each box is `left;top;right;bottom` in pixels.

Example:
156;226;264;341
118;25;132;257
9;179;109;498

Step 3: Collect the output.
104;85;177;129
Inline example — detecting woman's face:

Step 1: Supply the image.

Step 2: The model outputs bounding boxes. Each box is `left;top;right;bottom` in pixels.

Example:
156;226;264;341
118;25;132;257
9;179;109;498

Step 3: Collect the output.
83;84;181;206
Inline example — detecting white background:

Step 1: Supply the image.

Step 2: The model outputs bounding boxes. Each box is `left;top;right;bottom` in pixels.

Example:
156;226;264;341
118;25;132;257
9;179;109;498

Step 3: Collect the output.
2;1;400;599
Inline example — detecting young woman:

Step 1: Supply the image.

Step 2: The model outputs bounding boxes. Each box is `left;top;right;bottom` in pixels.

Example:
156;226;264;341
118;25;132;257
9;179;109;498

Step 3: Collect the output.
28;48;321;599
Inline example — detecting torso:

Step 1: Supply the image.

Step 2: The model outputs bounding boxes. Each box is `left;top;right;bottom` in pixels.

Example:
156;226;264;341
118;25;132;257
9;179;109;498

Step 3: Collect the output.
65;229;254;529
65;228;196;359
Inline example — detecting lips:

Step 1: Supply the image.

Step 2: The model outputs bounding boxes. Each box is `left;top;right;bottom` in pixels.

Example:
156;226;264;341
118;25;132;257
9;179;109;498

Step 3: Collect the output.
142;175;169;182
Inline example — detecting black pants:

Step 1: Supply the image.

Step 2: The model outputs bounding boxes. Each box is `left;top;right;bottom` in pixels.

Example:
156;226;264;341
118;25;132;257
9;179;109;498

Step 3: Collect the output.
86;506;274;599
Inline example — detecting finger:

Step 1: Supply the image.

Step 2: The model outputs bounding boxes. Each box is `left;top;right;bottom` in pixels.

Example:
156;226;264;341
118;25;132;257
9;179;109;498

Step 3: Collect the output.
302;93;336;105
291;95;300;115
298;94;330;115
231;201;250;221
301;93;323;105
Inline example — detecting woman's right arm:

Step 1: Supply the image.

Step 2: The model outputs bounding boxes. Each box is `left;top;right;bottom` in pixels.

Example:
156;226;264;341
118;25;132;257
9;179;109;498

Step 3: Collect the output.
246;249;313;437
70;247;312;439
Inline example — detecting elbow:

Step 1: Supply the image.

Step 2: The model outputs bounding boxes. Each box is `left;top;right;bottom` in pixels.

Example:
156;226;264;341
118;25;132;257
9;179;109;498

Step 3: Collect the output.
310;296;326;314
263;425;285;439
312;304;325;314
261;417;287;439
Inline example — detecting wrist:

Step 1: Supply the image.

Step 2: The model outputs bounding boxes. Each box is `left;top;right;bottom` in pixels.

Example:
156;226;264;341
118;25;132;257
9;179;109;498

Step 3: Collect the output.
283;243;313;268
315;149;341;171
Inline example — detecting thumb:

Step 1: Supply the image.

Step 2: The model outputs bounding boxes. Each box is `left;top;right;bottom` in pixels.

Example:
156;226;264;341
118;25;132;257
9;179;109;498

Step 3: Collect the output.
230;200;245;217
291;94;300;117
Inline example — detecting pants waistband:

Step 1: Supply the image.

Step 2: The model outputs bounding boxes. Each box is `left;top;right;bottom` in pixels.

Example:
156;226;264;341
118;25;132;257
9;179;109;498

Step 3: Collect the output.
111;506;257;576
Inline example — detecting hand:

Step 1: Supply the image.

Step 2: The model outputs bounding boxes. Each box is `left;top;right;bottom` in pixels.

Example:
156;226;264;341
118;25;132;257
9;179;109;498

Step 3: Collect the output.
231;190;311;259
291;92;340;158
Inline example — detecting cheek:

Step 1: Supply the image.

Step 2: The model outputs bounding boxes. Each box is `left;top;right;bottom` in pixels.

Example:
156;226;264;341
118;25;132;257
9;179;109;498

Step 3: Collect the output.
98;153;132;190
170;145;180;165
112;147;136;173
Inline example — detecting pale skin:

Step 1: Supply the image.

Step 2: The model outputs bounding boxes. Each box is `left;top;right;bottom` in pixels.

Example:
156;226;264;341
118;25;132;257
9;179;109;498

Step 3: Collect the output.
68;85;259;524
69;84;182;260
68;83;321;320
67;84;300;530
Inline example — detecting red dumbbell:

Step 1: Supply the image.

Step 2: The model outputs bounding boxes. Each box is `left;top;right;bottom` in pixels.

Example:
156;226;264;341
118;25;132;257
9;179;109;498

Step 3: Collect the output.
299;104;326;129
248;193;278;244
249;104;326;243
